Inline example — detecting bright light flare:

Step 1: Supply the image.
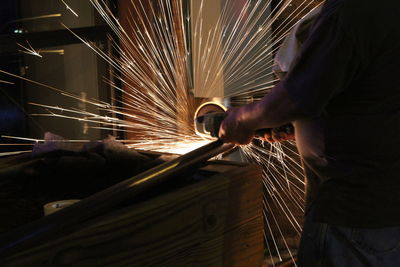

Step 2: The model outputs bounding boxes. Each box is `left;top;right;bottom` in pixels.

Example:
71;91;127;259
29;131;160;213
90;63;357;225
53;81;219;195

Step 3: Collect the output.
129;138;212;155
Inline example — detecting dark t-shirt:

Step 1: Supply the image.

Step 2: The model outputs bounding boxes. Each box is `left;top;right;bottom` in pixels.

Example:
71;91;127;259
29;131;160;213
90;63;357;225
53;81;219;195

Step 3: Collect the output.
282;0;400;227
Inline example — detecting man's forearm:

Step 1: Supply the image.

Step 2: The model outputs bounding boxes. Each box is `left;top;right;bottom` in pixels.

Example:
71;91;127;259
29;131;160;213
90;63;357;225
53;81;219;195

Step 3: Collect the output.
240;82;306;131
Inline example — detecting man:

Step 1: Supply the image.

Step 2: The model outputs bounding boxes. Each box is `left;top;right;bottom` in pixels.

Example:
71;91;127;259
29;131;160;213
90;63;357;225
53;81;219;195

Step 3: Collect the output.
219;0;400;266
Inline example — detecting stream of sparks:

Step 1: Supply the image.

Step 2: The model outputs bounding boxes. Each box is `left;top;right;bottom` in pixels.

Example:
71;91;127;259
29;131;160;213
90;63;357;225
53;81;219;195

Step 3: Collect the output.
0;0;324;265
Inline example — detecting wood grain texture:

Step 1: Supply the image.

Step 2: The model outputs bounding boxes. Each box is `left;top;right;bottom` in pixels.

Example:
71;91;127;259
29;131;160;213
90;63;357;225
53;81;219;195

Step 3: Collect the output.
4;162;264;267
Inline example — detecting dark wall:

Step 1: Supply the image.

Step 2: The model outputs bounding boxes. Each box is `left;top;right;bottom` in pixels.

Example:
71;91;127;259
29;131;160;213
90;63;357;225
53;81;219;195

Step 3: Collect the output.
0;1;28;150
0;0;112;151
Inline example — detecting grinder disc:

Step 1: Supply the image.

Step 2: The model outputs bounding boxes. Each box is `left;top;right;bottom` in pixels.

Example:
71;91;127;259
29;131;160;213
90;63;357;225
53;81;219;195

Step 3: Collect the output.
194;102;226;120
194;102;227;138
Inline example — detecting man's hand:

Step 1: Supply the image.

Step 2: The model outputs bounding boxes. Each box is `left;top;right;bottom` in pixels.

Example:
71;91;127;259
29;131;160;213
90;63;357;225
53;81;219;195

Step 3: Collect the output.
260;128;295;143
219;102;295;145
217;92;298;145
218;107;255;145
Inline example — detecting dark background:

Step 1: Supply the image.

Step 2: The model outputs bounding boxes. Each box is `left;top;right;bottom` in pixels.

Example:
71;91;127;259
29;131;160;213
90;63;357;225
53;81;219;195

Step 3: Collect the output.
0;0;115;153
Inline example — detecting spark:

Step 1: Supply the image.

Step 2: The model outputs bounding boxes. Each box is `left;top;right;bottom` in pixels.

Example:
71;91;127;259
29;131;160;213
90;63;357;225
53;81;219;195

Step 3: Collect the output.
0;144;35;146
0;70;110;109
10;14;62;23
60;0;79;17
1;135;43;143
0;151;32;157
1;135;100;143
40;49;65;55
16;41;42;58
0;80;15;85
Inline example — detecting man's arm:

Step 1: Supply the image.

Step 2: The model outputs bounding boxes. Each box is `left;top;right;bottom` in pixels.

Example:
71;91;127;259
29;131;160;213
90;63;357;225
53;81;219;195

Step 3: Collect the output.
218;82;303;145
219;2;364;145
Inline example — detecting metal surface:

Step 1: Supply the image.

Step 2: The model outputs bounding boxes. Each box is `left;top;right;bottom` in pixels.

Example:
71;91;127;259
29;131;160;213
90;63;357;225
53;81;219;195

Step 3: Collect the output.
0;139;234;258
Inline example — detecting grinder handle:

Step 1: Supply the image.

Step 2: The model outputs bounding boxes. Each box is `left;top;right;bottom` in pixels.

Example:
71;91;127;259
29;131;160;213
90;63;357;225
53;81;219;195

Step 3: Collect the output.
196;112;294;139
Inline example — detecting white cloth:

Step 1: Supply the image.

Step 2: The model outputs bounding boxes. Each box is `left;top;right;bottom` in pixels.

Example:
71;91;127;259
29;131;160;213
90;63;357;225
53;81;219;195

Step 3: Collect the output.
273;6;322;78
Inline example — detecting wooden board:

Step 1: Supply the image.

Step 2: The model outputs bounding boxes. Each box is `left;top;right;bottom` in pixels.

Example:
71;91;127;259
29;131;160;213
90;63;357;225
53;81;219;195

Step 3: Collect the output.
3;162;264;267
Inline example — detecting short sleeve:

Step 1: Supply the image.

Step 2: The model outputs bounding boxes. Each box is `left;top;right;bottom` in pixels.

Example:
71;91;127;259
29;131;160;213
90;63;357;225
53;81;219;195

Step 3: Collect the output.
281;7;363;117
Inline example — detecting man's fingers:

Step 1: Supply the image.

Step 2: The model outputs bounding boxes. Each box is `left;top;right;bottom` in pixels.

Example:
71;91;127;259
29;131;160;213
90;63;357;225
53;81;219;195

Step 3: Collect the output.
278;132;288;141
272;129;283;142
218;111;253;145
285;133;295;141
218;122;226;139
261;128;295;143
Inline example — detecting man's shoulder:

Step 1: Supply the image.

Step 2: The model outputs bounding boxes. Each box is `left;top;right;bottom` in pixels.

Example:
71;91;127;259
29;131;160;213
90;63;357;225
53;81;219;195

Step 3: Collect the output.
318;0;345;18
321;0;399;20
334;0;400;40
333;0;400;21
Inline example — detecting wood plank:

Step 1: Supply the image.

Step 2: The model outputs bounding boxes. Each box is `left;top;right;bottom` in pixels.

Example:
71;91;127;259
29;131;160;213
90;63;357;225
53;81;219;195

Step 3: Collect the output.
0;140;233;257
4;163;264;266
118;217;264;267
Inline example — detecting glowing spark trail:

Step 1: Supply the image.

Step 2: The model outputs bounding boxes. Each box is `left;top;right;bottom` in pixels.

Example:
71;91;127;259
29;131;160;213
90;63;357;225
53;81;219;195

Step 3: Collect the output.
0;151;32;157
0;80;15;85
10;14;62;23
16;41;42;58
39;49;65;55
60;0;79;17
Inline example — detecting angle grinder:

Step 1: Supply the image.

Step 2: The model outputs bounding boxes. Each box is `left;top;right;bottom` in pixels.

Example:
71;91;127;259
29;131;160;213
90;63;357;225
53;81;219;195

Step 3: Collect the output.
194;102;293;139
